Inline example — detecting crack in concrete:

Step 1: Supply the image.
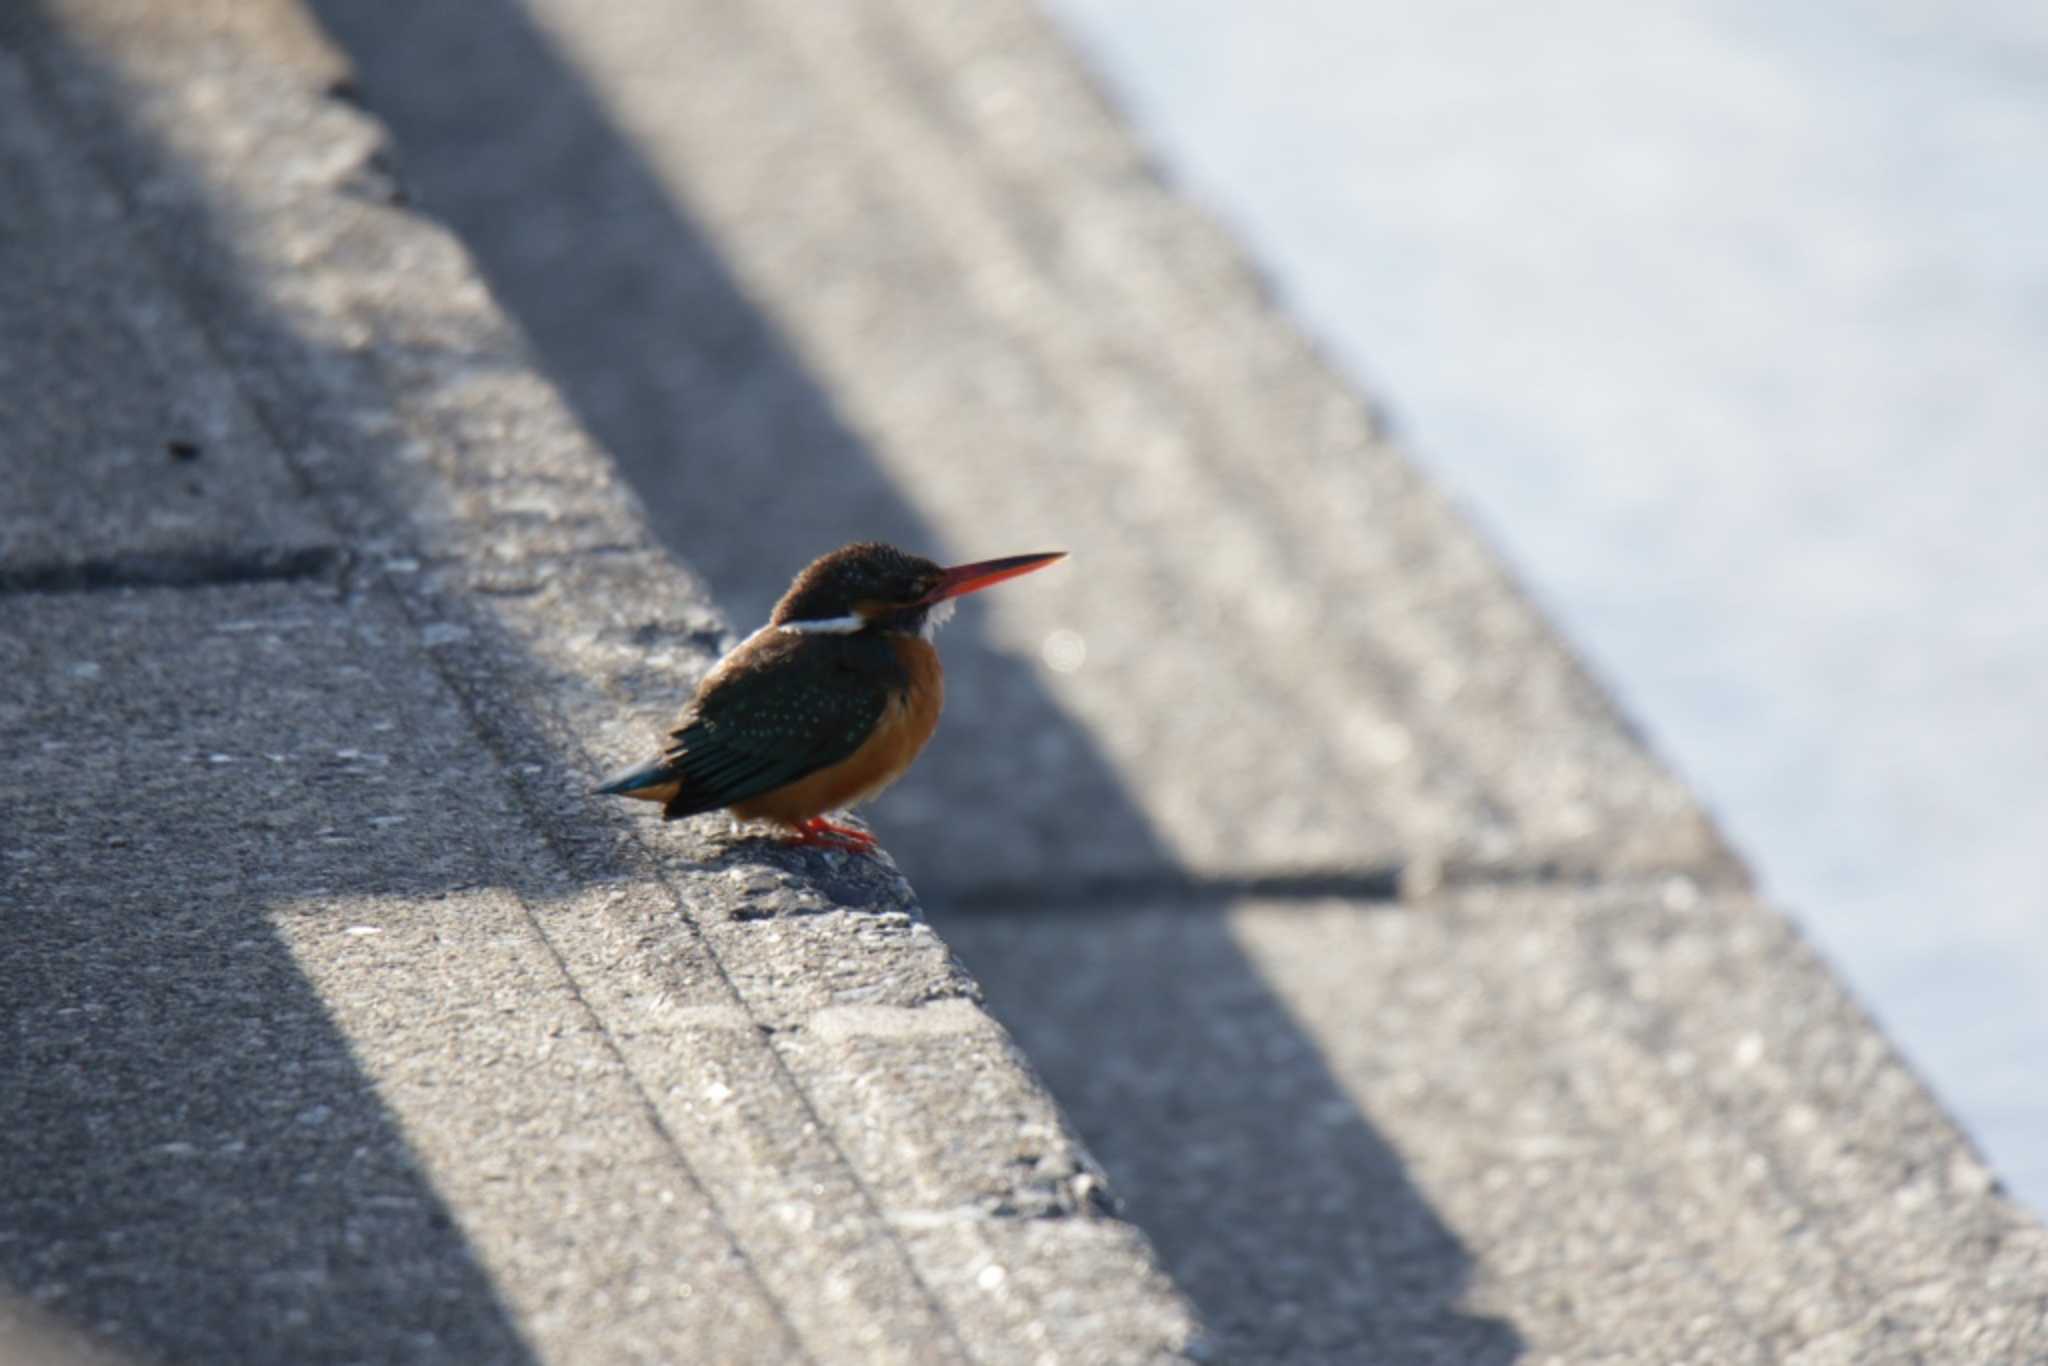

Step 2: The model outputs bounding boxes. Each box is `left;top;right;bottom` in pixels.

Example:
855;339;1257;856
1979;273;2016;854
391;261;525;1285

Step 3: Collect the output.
936;861;1736;913
0;545;347;595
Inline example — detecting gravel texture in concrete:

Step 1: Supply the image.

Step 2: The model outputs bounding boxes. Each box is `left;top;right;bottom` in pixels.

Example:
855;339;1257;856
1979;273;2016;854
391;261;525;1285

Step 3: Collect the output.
290;0;2048;1359
10;0;2048;1361
0;48;329;586
2;2;1200;1361
949;889;2048;1362
305;0;1740;902
3;582;789;1364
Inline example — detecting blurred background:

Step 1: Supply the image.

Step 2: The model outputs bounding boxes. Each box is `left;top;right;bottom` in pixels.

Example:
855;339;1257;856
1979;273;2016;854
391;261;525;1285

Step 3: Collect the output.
1040;0;2048;1206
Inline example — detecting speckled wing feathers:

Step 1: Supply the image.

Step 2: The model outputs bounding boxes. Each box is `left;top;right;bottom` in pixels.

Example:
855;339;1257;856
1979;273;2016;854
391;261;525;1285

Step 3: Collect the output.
653;640;896;821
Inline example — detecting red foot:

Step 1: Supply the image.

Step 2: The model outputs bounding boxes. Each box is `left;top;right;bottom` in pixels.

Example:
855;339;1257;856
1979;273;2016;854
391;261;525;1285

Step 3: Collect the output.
788;817;879;854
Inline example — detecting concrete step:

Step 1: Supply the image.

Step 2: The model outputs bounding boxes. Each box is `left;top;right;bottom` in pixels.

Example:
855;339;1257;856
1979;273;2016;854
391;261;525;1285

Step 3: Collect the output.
950;888;2048;1361
0;4;1198;1362
7;0;2046;1361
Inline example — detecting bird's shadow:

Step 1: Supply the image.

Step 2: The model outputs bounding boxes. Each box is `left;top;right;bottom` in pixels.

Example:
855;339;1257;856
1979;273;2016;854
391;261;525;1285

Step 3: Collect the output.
686;826;922;920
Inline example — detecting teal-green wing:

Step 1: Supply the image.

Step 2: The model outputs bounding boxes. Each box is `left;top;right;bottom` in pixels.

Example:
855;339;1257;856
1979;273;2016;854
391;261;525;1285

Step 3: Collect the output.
643;644;895;820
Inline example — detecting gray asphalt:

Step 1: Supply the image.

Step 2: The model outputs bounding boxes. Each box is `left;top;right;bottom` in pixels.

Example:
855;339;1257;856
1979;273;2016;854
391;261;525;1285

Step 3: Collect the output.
303;0;2048;1359
6;0;2046;1361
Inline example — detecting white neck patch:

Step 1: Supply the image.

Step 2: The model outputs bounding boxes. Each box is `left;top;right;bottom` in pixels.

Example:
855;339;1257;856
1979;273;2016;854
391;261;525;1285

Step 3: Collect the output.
919;597;957;641
777;598;955;640
777;614;866;636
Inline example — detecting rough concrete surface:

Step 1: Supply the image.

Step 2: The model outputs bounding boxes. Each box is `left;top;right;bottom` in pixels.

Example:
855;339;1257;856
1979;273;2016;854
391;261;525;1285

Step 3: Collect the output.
306;0;1740;901
1;2;1198;1362
4;583;792;1364
0;49;329;585
957;891;2048;1362
5;0;2046;1364
292;0;2048;1361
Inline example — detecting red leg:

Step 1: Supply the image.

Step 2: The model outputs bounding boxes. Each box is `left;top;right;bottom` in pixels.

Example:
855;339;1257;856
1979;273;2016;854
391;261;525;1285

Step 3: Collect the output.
787;816;878;854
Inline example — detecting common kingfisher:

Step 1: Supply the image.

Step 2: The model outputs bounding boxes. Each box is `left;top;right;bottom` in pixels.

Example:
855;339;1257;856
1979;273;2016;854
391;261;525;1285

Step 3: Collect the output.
596;542;1065;852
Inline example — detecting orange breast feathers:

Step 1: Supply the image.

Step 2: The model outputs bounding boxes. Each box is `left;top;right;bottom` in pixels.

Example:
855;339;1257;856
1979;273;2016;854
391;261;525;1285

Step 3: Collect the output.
730;637;944;827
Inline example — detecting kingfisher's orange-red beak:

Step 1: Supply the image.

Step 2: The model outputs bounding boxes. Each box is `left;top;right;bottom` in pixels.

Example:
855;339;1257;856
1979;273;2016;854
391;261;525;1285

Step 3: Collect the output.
922;551;1066;604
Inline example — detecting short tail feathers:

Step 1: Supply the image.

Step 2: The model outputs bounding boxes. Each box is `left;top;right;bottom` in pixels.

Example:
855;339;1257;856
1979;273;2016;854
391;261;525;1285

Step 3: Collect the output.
593;756;682;803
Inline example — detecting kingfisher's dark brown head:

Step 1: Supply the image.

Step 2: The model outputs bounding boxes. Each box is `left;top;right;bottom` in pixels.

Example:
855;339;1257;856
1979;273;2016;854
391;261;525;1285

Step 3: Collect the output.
770;541;1065;640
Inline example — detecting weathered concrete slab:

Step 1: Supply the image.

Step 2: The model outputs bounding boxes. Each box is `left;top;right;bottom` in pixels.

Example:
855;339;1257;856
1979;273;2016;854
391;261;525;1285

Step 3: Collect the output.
944;890;2048;1362
269;1;2048;1361
3;2;1203;1361
16;0;2045;1362
0;49;331;585
304;0;1740;898
0;582;791;1364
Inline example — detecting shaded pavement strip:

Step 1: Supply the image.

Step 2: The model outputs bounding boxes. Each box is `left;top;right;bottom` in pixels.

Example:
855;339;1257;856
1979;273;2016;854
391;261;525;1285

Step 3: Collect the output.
0;547;352;596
